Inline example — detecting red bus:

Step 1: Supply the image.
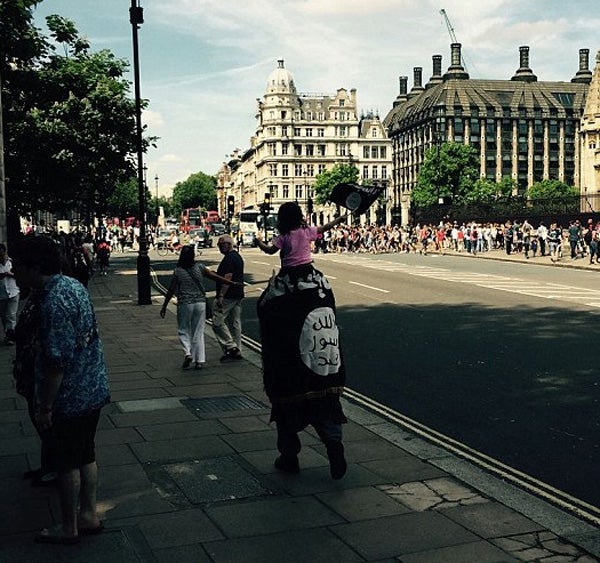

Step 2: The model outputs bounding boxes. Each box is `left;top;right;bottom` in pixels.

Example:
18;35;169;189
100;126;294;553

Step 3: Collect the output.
180;208;202;232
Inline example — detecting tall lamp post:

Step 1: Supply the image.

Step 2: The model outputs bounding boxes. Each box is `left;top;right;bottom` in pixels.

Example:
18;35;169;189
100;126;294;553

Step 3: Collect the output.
154;174;159;225
130;0;151;305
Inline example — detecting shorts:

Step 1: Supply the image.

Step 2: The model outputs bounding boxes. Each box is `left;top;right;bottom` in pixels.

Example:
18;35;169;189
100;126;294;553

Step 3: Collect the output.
46;410;101;473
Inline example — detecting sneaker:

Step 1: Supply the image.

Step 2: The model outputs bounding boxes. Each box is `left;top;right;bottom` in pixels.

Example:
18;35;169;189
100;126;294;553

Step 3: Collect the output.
220;348;242;362
326;441;347;480
182;355;192;369
274;455;300;474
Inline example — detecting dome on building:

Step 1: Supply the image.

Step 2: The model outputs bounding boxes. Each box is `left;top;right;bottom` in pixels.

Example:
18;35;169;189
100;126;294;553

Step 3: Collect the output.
266;59;296;94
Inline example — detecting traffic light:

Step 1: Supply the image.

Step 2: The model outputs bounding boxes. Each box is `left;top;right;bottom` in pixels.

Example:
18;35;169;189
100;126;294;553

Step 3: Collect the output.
263;192;271;214
227;195;235;218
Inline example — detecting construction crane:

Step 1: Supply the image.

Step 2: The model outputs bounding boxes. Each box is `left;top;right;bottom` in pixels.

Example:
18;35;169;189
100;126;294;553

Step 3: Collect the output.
440;9;468;73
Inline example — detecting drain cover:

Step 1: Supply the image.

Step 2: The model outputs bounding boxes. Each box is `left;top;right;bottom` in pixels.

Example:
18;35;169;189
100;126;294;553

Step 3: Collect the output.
182;395;268;414
165;457;269;503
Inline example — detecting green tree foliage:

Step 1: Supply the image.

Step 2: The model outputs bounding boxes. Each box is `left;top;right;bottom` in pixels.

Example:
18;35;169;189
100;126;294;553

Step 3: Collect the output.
412;143;479;206
171;172;217;216
312;163;359;205
1;6;154;220
527;179;578;200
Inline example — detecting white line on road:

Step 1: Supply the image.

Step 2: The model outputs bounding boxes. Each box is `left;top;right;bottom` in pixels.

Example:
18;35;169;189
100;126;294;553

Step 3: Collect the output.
251;261;274;266
348;281;390;293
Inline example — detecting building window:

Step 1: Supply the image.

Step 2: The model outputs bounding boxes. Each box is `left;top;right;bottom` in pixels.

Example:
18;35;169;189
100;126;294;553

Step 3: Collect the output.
271;185;279;199
318;144;326;156
317;128;325;137
268;143;276;156
363;165;369;178
294;144;302;156
372;166;378;179
282;143;289;155
269;164;277;176
281;125;288;136
318;164;326;174
363;146;369;158
306;111;312;120
382;165;387;179
339;112;346;121
267;126;276;136
295;163;303;176
295;185;303;199
281;110;287;119
282;184;289;198
306;144;314;156
339;99;345;107
282;164;289;177
318;112;324;121
337;143;347;156
380;146;386;158
294;127;301;136
306;128;313;137
372;127;378;137
294;111;300;120
338;125;347;137
307;164;314;176
371;146;379;159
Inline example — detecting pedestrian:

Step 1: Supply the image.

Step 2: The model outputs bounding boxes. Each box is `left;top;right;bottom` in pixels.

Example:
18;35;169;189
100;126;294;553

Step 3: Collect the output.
254;202;349;480
0;243;19;345
160;245;240;370
568;220;581;259
212;235;245;362
12;235;110;545
95;239;111;276
69;234;92;287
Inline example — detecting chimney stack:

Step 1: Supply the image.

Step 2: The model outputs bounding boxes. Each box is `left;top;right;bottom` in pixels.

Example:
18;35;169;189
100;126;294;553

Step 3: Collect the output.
511;46;537;82
572;48;593;83
443;43;469;80
393;76;409;107
427;55;443;87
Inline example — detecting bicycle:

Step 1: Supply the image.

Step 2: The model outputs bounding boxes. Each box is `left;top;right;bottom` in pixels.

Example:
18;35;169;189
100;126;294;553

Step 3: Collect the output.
156;241;182;257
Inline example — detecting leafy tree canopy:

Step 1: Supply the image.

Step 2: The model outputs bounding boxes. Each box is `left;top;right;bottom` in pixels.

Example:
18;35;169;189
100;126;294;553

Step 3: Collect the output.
313;163;359;205
171;172;217;215
528;180;578;200
412;143;479;207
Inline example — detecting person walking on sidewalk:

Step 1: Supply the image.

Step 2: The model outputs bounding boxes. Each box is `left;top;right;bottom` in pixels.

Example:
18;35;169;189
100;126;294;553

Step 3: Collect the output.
254;202;348;480
13;235;110;545
212;235;245;362
0;243;19;345
160;245;240;370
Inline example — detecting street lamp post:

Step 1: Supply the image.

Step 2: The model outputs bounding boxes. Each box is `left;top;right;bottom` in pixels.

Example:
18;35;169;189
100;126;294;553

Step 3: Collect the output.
130;0;151;305
154;174;159;225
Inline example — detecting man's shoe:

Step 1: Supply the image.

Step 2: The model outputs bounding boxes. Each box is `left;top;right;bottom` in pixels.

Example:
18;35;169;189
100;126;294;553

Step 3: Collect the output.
220;348;242;362
326;441;347;480
182;355;192;369
274;455;300;474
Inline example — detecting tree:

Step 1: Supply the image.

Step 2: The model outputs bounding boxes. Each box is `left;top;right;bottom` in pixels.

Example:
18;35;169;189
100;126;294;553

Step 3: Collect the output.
312;163;359;205
528;180;578;200
412;143;479;206
1;9;154;223
106;178;150;220
171;172;217;216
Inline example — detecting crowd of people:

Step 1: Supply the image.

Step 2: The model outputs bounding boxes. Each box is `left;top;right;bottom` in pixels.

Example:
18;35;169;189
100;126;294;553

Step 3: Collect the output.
312;219;599;263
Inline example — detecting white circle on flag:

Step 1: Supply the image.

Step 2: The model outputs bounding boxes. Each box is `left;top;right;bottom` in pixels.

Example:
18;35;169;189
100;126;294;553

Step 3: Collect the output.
345;192;361;210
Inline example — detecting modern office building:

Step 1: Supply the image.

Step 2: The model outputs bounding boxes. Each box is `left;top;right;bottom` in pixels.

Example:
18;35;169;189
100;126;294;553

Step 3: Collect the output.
385;44;596;225
218;59;392;225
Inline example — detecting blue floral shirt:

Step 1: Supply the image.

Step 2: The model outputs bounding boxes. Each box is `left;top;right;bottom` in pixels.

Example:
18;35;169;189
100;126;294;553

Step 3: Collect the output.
35;274;110;419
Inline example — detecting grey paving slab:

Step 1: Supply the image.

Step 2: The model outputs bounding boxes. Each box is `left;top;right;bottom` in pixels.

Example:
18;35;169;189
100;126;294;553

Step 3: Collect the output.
241;446;329;474
398;539;520;563
130;435;234;463
218;415;272;433
442;501;546;539
330;437;415;463
109;377;174;391
115;396;189;413
0;454;28;478
330;511;480;560
153;543;213;563
96;443;140;466
95;426;144;446
136;509;224;549
206;496;345;538
136;419;229;441
98;463;154;492
220;429;278;453
110;387;174;402
204;528;364;563
101;488;176;520
317;486;412;521
359;455;448;483
0;435;40;456
109;407;197;427
168;383;242;398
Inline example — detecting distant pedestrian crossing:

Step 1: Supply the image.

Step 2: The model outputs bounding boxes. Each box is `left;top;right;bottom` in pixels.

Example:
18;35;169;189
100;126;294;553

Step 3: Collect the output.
318;254;600;308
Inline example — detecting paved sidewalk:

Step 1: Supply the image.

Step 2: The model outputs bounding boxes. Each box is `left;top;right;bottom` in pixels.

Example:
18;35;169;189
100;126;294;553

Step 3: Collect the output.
0;251;599;562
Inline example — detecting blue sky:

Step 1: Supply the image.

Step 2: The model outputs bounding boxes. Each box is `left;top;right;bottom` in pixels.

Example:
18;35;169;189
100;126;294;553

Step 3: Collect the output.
33;0;599;195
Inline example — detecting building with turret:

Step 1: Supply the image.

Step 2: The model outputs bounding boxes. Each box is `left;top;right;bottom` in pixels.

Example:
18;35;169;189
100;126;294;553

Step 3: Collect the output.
218;60;392;226
385;44;595;225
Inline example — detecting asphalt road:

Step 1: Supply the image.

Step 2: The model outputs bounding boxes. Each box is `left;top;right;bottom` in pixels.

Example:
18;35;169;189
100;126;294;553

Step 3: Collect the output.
153;247;600;511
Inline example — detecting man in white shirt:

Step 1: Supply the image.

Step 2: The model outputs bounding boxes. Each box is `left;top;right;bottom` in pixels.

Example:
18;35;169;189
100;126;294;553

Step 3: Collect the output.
0;243;19;345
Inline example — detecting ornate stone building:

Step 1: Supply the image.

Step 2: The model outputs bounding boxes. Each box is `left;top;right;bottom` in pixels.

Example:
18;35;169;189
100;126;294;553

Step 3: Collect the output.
218;60;392;225
385;44;595;225
580;51;600;202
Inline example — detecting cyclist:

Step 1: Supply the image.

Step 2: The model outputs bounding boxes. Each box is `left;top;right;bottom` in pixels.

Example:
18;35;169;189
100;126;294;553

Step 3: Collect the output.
167;231;182;253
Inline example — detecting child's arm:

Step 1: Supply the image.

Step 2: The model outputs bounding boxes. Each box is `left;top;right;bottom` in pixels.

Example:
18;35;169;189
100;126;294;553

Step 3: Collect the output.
254;235;279;255
317;214;348;235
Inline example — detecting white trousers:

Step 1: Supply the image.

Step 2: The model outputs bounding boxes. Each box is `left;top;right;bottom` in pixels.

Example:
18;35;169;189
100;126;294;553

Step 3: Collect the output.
212;298;242;352
0;294;19;335
177;301;206;363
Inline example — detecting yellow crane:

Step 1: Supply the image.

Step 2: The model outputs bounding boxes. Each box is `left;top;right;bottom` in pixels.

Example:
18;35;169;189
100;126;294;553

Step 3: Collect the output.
440;8;469;74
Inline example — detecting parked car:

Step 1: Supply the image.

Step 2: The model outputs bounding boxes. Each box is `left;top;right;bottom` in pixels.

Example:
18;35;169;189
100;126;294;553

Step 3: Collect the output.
188;227;212;248
208;223;226;237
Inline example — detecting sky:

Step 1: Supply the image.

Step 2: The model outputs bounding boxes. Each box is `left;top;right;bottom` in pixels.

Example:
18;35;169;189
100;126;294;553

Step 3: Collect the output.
32;0;600;196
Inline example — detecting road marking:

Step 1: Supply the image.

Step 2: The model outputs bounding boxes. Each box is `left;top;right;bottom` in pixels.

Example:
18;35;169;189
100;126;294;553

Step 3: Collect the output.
251;260;274;266
318;254;600;307
348;281;390;293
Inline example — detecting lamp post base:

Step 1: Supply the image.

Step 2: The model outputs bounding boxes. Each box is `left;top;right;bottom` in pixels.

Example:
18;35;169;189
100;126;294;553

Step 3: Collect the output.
137;250;152;305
